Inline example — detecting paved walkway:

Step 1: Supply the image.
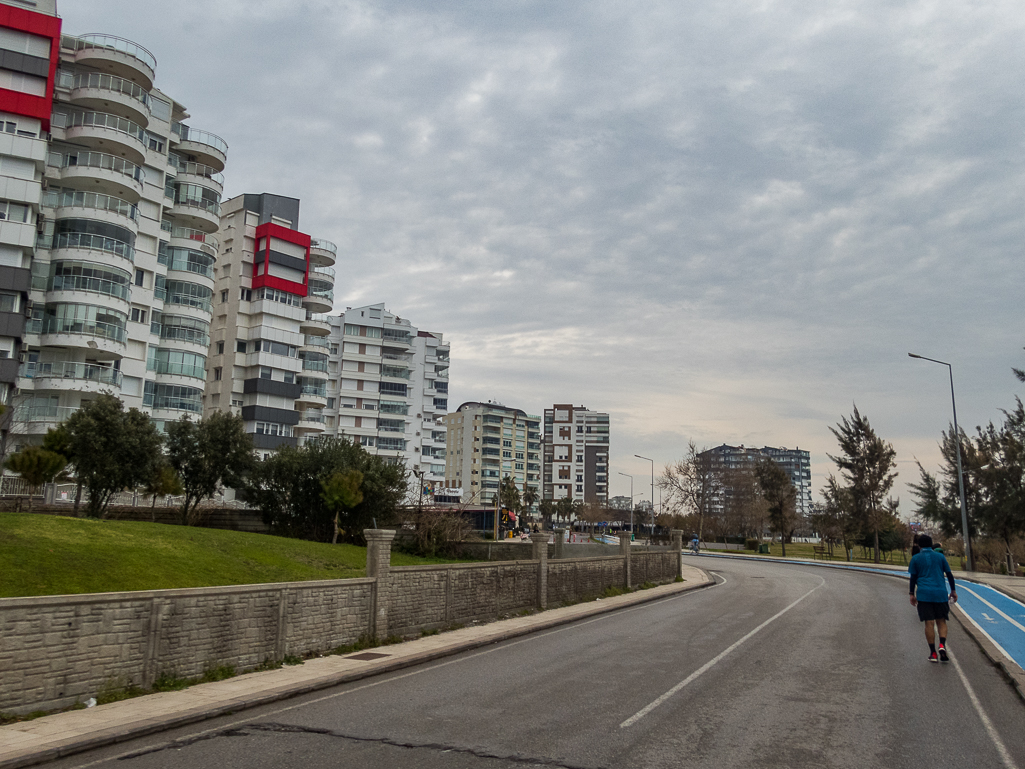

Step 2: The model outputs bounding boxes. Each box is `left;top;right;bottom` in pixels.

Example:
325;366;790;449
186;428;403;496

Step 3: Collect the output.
0;566;713;769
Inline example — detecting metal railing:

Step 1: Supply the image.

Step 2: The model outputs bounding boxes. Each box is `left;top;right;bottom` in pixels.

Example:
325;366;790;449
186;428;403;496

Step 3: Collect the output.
302;335;329;348
310;264;335;278
170;156;225;185
48;272;131;301
22;360;122;386
66;111;145;144
49;150;143;183
45;188;138;221
52;231;134;262
310;238;337;255
171;123;228;155
305;287;334;304
71;72;149;108
160;222;219;251
302;359;329;373
67;34;157;71
42;318;126;344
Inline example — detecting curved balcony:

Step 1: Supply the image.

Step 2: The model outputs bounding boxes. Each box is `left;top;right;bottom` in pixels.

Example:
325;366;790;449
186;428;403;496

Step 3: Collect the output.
302;285;333;314
381;331;413;350
68;34;156;90
170;157;225;195
50;230;135;266
168;198;221;233
64;111;146;165
69;72;150;125
170;123;227;172
19;405;80;435
46;269;132;308
309;237;337;267
300;334;330;354
309;263;335;288
52;150;144;201
300;313;331;337
40;307;127;361
48;189;139;234
29;360;122;394
161;223;218;258
295;411;326;434
295;386;328;409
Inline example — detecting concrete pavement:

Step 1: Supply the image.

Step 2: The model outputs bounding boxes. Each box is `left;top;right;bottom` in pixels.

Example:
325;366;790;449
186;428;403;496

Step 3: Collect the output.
0;565;713;769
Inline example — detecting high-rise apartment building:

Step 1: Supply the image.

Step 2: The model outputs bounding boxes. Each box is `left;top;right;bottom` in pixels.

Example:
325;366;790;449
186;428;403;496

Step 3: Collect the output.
1;2;228;443
203;193;335;453
700;444;812;517
542;404;609;504
444;402;541;507
321;304;450;488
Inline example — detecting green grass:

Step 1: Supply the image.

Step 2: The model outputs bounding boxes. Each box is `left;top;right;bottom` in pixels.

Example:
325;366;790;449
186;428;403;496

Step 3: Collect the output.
0;514;460;598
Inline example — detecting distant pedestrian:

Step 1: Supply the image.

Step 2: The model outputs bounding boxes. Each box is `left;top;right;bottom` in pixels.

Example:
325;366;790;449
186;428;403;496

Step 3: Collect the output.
909;534;958;663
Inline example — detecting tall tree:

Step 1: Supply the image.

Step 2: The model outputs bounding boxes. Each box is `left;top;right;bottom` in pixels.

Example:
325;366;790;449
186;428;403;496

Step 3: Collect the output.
63;394;162;518
660;441;722;543
166;411;256;525
975;402;1025;573
4;446;66;511
755;457;797;556
42;423;82;515
537;498;556;530
321;469;364;544
499;475;521;517
815;475;860;560
521;485;539;524
828;406;897;564
143;462;183;521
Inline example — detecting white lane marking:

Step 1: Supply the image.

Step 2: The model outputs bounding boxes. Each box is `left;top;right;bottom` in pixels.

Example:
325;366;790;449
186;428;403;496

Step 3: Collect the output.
959;585;1025;634
983;613;997;622
951;654;1020;769
619;576;825;728
65;578;724;768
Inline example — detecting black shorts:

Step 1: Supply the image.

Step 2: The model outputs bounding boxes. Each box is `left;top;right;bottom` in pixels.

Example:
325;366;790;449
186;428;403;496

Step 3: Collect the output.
917;600;950;622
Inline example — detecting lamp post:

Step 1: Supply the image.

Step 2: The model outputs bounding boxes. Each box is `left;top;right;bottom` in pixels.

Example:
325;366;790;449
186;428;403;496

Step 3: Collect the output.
636;454;655;539
618;471;634;537
908;353;972;572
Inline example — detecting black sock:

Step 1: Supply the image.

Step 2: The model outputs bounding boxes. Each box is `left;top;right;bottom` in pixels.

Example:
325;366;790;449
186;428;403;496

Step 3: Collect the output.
939;637;946;646
929;643;936;653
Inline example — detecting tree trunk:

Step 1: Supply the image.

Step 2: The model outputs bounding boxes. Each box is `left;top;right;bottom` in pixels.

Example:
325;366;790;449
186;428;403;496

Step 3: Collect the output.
781;531;786;558
874;529;880;564
73;481;82;517
332;512;340;544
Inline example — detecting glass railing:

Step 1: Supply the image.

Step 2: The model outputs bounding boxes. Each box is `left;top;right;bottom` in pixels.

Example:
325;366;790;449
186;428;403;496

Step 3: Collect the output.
161;223;219;251
160;254;214;279
25;360;122;386
154;360;205;379
67;111;145;144
43;317;127;344
67;34;157;72
48;272;131;301
300;384;328;397
52;231;134;262
302;359;329;373
299;413;326;424
49;150;143;182
310;238;337;255
171;123;228;155
45;189;138;221
71;72;149;107
302;335;329;348
382;353;411;364
22;404;80;423
381;367;410;380
171;196;221;217
382;332;411;345
305;287;334;304
378;402;409;415
171;158;225;186
310;264;335;278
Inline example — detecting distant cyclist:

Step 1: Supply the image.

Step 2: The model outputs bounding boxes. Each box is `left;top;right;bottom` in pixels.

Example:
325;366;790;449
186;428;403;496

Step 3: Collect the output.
909;534;958;663
690;535;700;554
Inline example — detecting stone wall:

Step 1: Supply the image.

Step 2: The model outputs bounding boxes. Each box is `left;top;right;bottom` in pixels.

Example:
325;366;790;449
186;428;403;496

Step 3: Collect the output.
0;530;685;713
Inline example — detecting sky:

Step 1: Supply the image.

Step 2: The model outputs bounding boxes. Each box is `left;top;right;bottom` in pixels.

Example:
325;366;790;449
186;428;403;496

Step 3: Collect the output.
61;0;1025;512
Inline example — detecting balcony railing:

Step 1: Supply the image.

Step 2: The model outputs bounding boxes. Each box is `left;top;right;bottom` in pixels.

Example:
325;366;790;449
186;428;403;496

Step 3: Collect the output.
66;111;146;144
310;264;335;279
52;231;134;262
45;189;138;221
160;221;219;251
21;360;122;386
71;72;149;107
66;34;157;72
310;238;337;255
22;404;80;423
302;335;329;348
49;150;143;183
302;359;328;373
43;318;126;344
169;155;225;185
171;123;228;155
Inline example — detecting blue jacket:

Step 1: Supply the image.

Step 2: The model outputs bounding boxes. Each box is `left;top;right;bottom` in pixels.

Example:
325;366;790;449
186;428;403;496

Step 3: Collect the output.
909;548;954;602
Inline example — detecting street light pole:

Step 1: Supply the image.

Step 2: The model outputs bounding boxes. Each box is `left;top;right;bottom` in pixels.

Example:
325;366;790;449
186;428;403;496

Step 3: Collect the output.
909;353;973;572
635;454;655;539
618;471;633;537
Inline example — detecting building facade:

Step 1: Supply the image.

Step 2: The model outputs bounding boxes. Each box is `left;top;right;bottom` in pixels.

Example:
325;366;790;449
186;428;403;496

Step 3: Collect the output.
320;304;450;488
700;444;813;517
1;2;228;444
203;193;336;452
443;401;541;508
542;404;609;505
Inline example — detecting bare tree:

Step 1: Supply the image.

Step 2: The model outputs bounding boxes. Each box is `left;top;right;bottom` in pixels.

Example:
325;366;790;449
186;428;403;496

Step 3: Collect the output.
660;441;722;543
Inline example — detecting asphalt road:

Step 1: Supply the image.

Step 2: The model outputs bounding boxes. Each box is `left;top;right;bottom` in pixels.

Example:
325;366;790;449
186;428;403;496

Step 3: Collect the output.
45;560;1025;769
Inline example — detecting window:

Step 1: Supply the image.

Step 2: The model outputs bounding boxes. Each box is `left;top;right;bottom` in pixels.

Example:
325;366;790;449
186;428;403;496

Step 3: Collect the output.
260;366;272;380
255;287;300;306
220;290;228;303
231;398;243;407
502;439;512;447
240;288;252;302
130;307;146;324
0;200;30;223
283;372;294;384
213;367;222;380
329;344;338;354
236;340;247;353
135;269;145;287
0;293;18;313
216;341;224;355
326;398;335;409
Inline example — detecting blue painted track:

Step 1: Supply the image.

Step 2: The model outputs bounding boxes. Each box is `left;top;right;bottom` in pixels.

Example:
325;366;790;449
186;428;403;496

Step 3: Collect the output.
687;551;1025;671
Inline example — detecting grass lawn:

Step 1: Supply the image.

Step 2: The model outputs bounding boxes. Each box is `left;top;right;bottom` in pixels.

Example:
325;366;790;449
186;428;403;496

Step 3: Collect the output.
704;541;964;572
0;513;455;598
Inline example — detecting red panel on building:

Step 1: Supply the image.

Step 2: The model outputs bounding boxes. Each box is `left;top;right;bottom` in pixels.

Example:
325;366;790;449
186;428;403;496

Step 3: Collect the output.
252;222;310;297
0;5;62;131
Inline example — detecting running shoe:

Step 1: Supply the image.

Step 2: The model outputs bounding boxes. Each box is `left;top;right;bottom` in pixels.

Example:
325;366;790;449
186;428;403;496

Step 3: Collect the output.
938;645;949;662
929;651;939;663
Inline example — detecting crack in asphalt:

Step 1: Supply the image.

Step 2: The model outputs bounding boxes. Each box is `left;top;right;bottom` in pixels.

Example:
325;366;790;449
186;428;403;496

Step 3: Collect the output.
116;722;602;769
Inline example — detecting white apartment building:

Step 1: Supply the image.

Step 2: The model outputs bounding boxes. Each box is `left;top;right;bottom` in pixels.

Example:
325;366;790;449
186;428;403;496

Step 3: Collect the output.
1;2;228;443
542;404;609;505
203;193;335;453
320;305;450;489
700;444;813;517
444;401;542;507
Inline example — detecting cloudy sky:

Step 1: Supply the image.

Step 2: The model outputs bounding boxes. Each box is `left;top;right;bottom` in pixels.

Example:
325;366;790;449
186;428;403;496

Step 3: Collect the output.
63;0;1024;510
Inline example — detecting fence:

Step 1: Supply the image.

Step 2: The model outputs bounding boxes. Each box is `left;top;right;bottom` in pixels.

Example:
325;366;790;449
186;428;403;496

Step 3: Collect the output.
0;530;686;713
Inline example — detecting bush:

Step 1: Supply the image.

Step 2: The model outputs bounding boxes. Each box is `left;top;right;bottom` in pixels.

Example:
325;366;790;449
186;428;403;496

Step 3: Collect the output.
745;538;759;552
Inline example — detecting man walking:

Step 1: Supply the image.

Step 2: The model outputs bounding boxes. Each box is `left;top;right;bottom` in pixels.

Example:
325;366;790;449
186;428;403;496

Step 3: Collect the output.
909;534;958;663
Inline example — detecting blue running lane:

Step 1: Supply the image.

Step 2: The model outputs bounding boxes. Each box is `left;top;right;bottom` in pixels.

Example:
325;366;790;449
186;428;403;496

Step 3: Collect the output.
688;552;1025;672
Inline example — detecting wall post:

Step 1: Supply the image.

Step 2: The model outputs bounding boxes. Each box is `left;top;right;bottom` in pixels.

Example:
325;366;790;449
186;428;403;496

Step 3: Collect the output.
553;528;566;560
364;529;396;639
619;532;632;588
531;532;549;609
671;529;684;580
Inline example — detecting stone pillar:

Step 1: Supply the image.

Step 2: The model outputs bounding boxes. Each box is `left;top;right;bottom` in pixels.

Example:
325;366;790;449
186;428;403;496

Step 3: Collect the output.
365;529;396;639
553;528;566;560
531;532;549;609
671;529;684;580
619;532;632;588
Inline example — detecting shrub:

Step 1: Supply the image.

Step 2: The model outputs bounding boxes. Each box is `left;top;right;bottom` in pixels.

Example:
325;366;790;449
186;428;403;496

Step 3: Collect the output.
745;538;759;552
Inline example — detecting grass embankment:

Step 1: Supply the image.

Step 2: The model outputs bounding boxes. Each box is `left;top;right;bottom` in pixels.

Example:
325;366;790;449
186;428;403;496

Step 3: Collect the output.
0;513;452;598
704;541;963;572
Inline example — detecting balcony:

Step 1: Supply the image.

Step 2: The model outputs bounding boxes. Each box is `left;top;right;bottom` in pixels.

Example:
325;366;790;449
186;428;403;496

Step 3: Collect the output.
40;314;127;360
69;72;150;125
309;263;335;288
170;123;227;172
65;34;156;91
170;155;225;194
49;150;144;202
302;286;333;314
300;334;329;353
309;237;336;267
299;312;331;336
381;331;412;349
168;196;221;233
295;411;326;434
295;384;328;409
23;360;122;393
47;189;139;234
62;111;147;165
50;230;134;265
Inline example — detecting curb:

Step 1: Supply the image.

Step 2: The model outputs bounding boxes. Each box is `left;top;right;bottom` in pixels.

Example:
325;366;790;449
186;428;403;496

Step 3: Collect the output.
0;571;714;769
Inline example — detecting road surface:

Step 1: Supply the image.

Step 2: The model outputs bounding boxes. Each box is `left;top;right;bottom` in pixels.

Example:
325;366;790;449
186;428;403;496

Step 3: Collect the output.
44;559;1025;769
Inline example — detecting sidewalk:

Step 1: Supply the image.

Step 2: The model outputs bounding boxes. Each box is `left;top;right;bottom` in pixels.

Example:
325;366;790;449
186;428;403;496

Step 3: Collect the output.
0;565;713;769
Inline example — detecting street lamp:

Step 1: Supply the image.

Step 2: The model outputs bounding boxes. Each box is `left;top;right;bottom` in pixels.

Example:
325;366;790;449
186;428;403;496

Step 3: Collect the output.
635;454;655;539
908;353;972;571
618;471;634;537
